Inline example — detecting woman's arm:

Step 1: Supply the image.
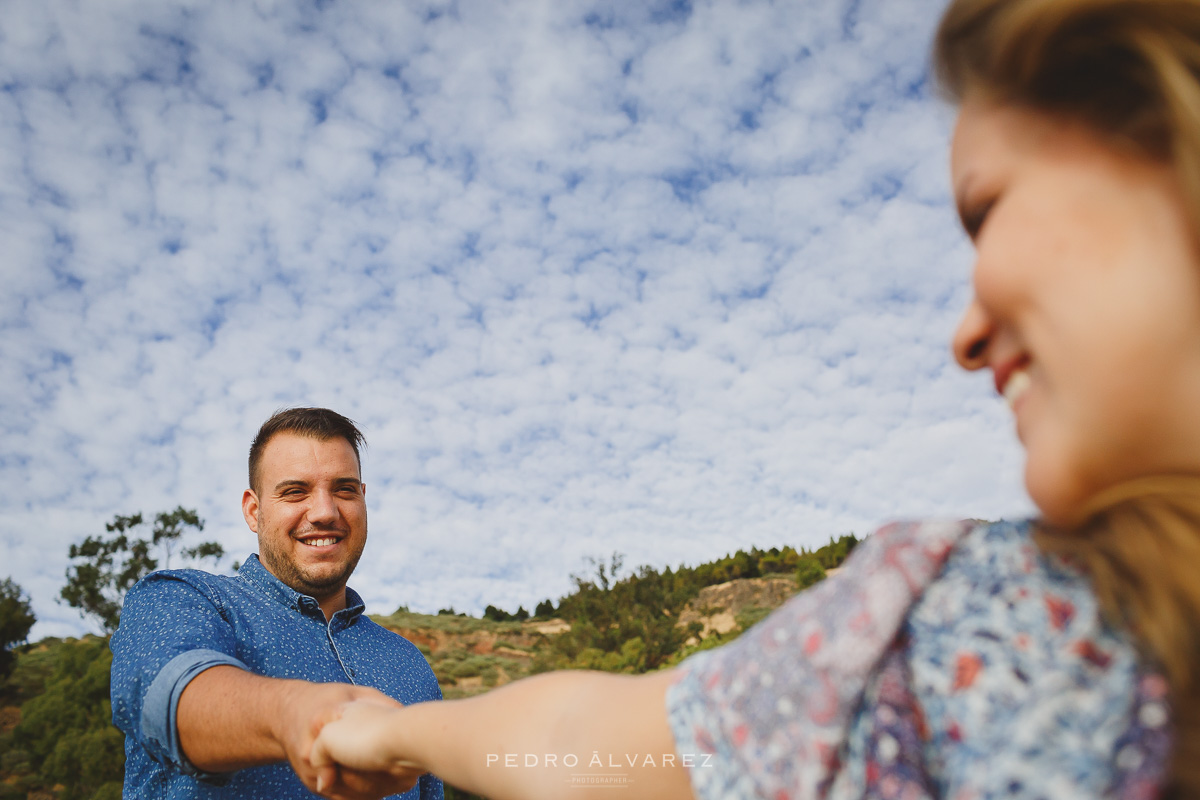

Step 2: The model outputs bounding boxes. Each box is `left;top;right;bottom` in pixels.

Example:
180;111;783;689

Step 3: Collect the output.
312;668;697;800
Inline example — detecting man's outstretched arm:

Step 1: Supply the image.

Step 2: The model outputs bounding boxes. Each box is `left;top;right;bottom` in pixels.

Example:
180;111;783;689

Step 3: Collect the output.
178;665;415;797
110;574;422;799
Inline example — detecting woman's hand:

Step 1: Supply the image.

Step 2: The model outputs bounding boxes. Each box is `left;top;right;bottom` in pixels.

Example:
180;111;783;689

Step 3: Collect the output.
309;670;691;800
310;699;425;799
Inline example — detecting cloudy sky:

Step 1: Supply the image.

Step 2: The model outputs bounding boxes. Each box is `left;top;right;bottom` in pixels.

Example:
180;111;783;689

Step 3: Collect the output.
2;0;1032;641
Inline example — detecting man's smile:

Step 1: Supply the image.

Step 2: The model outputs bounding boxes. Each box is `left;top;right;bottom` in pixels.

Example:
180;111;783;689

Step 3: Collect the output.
298;537;341;548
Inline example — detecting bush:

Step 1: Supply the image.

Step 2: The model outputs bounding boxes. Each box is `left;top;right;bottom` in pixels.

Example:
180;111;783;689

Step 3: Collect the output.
92;783;124;800
2;641;58;707
449;656;496;680
12;637;124;800
735;606;772;631
795;556;826;590
0;743;31;773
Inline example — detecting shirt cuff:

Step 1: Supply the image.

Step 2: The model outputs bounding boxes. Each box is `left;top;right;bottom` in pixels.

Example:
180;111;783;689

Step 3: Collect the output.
141;648;248;779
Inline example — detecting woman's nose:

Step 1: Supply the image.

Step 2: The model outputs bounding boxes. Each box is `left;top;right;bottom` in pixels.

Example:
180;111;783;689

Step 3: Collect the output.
952;298;992;370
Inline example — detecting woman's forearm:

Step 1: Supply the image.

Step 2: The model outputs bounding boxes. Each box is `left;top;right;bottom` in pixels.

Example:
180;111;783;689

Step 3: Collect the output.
320;668;696;800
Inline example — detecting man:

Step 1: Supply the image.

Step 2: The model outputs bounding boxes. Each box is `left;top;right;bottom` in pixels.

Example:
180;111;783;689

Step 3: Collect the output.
111;407;442;799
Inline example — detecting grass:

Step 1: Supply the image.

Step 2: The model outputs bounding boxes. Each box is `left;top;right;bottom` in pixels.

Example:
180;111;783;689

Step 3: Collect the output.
371;609;526;635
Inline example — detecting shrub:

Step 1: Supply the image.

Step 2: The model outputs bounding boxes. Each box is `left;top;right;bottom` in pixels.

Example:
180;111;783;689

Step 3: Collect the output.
11;637;123;800
795;556;826;590
735;606;772;631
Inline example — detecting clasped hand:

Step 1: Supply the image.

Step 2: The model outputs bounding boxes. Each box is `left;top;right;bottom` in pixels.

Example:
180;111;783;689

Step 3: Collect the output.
307;699;422;800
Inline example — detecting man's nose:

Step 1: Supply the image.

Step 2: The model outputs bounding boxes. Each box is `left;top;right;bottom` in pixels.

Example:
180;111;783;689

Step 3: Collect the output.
952;297;992;371
307;490;339;525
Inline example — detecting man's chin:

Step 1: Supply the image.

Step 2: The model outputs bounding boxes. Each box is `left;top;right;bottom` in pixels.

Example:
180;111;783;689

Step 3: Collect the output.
292;568;351;597
261;554;350;598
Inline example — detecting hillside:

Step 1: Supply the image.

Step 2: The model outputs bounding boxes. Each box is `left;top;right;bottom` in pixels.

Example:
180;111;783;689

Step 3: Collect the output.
372;572;814;699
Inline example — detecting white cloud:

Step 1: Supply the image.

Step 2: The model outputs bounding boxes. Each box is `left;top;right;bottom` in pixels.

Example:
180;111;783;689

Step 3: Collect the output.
0;0;1033;640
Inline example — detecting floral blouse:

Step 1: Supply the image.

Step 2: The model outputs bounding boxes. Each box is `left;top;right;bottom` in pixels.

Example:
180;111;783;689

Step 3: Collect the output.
665;520;1171;799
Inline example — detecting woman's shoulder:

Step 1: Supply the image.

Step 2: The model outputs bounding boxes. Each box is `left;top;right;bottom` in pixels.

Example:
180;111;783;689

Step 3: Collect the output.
902;519;1164;797
905;516;1125;683
923;516;1096;609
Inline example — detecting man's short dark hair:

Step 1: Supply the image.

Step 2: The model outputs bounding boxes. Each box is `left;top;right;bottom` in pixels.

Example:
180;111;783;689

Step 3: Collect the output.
248;407;366;493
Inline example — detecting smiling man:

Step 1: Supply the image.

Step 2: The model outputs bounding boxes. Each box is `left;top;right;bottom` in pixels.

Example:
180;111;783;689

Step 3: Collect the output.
110;408;442;800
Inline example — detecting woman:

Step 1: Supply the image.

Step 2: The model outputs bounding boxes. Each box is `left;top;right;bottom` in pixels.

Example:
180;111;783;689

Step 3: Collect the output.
309;0;1200;797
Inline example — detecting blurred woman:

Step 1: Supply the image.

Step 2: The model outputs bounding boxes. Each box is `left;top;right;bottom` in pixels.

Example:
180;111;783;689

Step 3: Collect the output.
310;1;1200;797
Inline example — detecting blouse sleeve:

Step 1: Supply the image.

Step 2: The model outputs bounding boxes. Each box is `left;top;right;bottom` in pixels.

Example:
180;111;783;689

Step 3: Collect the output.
665;519;974;800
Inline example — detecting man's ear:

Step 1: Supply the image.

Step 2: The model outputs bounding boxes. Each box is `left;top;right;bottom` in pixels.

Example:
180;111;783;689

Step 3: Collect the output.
242;489;261;533
361;482;366;499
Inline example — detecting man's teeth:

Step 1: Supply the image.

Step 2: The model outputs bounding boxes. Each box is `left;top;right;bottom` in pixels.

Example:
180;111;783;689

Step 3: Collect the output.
1004;368;1031;408
302;537;338;547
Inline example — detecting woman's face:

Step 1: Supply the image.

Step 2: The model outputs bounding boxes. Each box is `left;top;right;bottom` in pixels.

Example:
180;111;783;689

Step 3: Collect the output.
950;100;1200;525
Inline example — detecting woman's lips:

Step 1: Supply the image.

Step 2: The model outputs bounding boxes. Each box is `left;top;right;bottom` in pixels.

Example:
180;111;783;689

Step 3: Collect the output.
992;354;1030;402
1002;368;1031;409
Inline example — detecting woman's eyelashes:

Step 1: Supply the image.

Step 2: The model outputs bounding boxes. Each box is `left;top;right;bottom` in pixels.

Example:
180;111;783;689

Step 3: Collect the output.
960;194;997;241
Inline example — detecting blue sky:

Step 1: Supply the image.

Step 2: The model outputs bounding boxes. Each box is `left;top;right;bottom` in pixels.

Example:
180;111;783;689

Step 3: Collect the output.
2;0;1032;640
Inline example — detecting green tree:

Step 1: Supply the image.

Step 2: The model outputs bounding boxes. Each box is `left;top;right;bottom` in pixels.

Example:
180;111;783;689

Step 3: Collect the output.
60;506;224;634
483;604;531;622
815;533;859;569
0;578;36;679
11;637;123;800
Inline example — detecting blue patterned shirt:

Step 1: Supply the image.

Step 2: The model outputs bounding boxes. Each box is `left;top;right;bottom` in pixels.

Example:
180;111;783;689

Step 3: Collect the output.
110;554;443;799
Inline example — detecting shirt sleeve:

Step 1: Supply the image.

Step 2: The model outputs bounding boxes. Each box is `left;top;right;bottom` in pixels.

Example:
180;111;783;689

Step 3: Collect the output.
664;519;973;800
110;571;249;780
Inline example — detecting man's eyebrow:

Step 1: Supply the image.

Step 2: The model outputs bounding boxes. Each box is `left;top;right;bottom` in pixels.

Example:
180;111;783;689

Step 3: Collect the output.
273;477;361;492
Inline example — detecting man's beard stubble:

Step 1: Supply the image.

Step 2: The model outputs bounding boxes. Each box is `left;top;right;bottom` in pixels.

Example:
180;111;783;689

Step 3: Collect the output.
258;526;366;600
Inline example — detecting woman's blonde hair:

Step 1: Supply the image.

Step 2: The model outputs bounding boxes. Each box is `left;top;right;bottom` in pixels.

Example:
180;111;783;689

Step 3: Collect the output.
935;1;1200;793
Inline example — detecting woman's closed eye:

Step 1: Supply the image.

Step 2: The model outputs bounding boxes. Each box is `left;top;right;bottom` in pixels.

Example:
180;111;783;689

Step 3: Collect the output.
958;192;997;241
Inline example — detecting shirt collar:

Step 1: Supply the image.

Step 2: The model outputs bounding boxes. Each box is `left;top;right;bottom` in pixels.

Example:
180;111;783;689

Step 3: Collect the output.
239;554;366;621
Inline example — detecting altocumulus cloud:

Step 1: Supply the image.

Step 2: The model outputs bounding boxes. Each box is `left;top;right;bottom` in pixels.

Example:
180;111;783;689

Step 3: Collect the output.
0;0;1031;639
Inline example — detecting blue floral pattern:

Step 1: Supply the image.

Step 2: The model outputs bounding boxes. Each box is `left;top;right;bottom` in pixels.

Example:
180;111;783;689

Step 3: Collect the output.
666;520;1171;799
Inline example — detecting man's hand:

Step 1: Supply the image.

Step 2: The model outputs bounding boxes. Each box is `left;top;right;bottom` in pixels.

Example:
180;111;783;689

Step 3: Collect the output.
271;682;418;799
177;666;421;799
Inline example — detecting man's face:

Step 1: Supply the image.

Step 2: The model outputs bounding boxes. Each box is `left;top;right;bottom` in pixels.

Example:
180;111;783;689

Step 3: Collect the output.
241;432;367;601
